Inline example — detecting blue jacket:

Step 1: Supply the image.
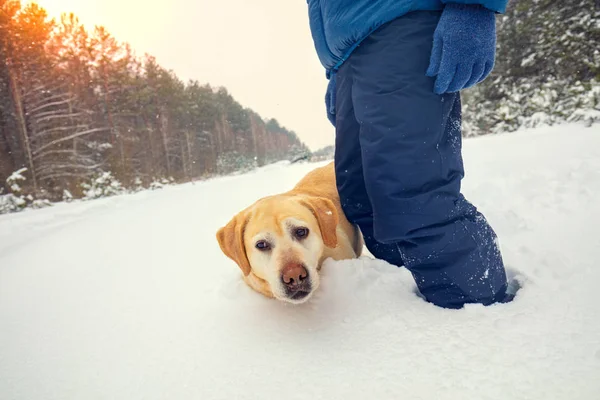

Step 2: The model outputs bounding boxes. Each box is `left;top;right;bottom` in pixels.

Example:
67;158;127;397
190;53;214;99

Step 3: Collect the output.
307;0;508;75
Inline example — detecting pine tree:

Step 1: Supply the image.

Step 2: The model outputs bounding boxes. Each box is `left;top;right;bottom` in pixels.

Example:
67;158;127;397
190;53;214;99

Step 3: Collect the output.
463;0;600;136
0;1;310;210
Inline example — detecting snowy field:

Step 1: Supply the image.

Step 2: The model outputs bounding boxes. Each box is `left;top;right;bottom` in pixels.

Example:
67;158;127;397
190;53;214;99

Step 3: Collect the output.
1;124;600;400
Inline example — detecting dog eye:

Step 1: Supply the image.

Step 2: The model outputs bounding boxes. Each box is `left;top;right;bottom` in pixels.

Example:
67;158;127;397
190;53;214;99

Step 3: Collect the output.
294;227;309;239
255;240;270;251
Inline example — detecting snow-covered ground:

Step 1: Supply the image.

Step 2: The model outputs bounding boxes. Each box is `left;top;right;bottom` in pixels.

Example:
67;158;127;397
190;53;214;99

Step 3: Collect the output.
1;124;599;400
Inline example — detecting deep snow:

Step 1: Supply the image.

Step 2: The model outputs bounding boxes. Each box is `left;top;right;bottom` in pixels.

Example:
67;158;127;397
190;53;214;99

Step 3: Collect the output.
1;124;600;400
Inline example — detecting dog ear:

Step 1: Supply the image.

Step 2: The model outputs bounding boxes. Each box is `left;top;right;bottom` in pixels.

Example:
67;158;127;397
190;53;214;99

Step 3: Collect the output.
301;196;339;248
216;213;251;276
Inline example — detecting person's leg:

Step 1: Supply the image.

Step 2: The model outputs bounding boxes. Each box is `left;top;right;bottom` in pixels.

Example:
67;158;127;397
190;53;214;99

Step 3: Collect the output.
333;63;404;267
349;11;508;308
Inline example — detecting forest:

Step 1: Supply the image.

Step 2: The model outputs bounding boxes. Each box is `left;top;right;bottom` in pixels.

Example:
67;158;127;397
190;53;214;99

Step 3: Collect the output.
462;0;599;136
0;0;309;209
1;0;599;213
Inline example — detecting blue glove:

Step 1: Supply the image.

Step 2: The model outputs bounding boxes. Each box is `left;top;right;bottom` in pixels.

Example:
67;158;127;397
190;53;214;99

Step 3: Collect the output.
325;73;336;126
426;4;497;94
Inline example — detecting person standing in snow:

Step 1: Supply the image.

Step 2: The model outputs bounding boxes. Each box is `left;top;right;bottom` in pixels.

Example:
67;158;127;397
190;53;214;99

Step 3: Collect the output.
306;0;514;308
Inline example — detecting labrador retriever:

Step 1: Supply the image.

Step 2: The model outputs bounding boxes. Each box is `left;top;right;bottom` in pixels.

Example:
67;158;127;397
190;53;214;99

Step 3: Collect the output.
216;162;363;303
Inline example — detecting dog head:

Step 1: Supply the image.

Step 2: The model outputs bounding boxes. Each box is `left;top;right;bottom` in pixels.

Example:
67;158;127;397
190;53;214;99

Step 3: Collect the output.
216;195;338;304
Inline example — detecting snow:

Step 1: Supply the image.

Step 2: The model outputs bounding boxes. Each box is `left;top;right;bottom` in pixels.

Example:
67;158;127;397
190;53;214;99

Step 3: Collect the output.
1;124;600;400
6;168;27;184
6;167;27;193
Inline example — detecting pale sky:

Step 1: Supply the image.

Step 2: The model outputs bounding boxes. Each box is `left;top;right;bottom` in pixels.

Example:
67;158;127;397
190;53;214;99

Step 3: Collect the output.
32;0;333;151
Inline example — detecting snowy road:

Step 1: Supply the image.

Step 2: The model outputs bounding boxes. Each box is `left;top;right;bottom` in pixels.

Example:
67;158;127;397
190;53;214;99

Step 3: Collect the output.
1;124;600;400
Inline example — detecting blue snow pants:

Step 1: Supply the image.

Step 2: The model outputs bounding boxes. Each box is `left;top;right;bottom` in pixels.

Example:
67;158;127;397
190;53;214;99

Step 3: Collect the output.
333;10;509;309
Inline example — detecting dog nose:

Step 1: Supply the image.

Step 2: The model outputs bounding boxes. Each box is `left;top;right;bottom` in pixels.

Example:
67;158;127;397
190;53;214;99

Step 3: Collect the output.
281;263;308;287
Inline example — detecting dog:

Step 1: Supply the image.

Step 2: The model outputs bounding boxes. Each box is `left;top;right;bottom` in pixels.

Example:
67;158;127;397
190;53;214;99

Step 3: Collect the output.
216;162;363;303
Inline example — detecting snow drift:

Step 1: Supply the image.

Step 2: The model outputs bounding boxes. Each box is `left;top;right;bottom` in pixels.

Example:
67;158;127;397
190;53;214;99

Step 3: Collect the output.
1;124;599;400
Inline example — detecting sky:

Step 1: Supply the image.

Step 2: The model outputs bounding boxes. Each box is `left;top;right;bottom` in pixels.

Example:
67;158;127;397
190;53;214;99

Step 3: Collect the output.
32;0;333;151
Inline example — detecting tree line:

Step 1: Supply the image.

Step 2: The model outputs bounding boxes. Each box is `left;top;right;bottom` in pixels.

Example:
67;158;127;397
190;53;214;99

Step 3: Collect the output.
0;0;309;202
4;0;598;210
463;0;600;135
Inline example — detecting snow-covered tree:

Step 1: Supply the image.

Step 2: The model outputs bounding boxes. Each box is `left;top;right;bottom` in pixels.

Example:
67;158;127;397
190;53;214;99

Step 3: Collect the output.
0;0;313;212
463;0;600;136
80;171;125;199
0;167;51;214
